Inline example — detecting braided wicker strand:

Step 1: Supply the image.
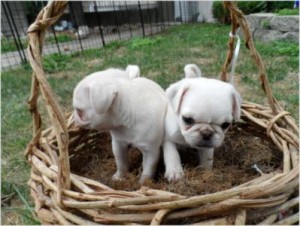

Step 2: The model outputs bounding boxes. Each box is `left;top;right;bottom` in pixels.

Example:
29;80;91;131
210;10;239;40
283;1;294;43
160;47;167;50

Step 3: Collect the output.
221;2;278;114
26;1;70;207
25;1;299;225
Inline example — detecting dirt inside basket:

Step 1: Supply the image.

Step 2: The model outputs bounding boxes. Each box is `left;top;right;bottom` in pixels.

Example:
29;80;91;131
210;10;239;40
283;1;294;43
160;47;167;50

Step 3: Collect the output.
69;125;283;196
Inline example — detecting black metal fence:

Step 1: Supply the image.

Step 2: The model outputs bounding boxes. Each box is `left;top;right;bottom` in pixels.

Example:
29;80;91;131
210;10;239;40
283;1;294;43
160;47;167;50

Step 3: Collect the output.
1;1;201;71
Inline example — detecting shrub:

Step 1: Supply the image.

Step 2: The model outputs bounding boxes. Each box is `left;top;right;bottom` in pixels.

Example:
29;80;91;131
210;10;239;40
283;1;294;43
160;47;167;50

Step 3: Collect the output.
265;1;294;12
212;1;295;24
212;1;266;24
238;1;267;15
212;1;230;24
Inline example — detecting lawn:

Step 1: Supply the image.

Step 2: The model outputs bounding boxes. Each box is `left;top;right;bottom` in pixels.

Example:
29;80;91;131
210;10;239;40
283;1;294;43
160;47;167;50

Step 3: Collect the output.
1;23;299;225
1;34;75;53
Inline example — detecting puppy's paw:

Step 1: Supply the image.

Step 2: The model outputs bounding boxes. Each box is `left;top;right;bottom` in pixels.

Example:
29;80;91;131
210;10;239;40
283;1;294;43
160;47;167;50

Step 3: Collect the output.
164;168;184;182
198;160;213;171
112;172;125;181
198;165;213;171
139;174;152;184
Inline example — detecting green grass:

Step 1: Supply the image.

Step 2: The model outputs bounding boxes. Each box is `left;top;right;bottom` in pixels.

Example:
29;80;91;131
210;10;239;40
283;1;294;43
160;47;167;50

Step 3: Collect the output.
46;34;74;44
1;23;299;225
1;37;28;53
1;34;75;53
276;8;299;16
43;53;73;73
1;66;39;224
255;41;299;82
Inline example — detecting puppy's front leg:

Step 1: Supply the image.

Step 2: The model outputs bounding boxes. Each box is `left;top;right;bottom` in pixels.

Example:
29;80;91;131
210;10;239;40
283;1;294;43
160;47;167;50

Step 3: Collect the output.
139;146;160;183
198;148;214;170
163;141;184;182
111;139;129;180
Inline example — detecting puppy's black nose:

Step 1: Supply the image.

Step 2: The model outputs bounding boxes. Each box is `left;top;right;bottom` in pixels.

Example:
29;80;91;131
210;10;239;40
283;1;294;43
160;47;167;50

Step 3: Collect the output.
202;131;213;140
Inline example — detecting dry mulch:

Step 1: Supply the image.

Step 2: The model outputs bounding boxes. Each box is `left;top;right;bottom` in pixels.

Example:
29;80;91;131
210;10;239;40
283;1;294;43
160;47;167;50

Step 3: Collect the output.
70;125;282;196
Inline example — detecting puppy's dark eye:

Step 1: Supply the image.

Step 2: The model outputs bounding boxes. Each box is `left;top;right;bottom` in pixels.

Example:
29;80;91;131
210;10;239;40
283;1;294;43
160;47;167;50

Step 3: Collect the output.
182;116;195;125
221;122;231;130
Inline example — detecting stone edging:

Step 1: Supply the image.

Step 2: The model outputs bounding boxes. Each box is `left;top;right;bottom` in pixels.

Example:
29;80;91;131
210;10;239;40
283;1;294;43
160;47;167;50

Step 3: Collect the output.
245;13;299;42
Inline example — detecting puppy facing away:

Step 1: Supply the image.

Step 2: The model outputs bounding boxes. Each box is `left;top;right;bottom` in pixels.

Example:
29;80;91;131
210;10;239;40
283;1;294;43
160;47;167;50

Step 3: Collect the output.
163;64;242;181
72;66;168;182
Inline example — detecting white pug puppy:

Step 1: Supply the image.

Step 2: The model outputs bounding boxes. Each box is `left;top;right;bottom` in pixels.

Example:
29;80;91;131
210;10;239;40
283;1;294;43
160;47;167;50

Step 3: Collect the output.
163;64;242;181
72;66;168;182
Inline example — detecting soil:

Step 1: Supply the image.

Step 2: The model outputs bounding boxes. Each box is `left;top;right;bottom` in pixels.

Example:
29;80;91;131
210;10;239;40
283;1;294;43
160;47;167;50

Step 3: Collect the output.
69;125;283;196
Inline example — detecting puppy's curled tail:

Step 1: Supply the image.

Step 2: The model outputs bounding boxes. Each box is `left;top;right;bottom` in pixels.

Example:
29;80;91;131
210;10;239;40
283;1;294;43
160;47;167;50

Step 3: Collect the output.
184;64;201;78
126;65;140;79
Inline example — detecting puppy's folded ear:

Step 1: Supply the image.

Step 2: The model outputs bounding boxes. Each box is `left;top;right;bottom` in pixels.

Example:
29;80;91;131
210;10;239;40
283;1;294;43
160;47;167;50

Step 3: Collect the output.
126;65;140;79
184;64;201;78
231;88;242;121
89;81;118;114
166;81;189;114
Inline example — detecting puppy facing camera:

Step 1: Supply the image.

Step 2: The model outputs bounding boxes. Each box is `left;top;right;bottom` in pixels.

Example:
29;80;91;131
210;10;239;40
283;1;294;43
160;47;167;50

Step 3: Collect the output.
72;65;168;183
163;64;242;181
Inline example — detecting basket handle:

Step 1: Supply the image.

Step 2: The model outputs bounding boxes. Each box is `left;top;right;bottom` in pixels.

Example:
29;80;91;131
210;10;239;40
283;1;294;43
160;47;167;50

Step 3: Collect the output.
26;1;70;205
220;1;279;114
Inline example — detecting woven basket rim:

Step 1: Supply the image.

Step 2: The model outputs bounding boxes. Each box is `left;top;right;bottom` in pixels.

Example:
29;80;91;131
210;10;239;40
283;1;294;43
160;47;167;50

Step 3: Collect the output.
25;1;299;225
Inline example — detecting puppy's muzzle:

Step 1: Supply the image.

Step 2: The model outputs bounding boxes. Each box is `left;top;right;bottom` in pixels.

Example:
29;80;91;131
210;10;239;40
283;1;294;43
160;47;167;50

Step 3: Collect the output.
201;130;213;141
73;111;91;129
195;130;216;148
196;141;214;148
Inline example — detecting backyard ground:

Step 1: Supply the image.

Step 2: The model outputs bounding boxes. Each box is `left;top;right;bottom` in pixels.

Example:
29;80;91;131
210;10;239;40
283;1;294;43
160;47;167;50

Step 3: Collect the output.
1;23;299;225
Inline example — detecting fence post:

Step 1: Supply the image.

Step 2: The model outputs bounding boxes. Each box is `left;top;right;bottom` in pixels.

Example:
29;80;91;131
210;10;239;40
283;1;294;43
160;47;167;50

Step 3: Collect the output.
179;1;183;23
3;2;27;63
51;26;62;55
69;2;84;52
159;2;166;31
93;1;105;47
138;1;145;37
146;1;153;35
112;1;121;40
165;2;170;27
125;1;133;38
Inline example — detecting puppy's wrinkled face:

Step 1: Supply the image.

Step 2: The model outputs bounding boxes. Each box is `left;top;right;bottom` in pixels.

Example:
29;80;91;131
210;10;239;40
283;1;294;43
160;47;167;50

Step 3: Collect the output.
73;80;118;131
167;77;242;149
179;89;233;148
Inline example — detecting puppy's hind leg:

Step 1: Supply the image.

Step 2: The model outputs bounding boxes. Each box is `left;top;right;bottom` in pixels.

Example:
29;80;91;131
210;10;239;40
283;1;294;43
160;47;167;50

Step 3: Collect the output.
163;141;184;182
139;146;161;183
198;147;214;170
111;139;129;181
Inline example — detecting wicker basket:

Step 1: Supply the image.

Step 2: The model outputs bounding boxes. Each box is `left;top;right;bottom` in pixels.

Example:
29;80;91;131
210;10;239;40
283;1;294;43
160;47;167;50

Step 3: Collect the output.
25;1;299;225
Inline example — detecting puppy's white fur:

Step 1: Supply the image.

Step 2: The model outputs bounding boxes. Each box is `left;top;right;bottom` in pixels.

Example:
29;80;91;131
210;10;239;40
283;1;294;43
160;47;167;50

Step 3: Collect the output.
126;65;140;79
73;66;168;182
184;64;201;78
163;64;242;181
